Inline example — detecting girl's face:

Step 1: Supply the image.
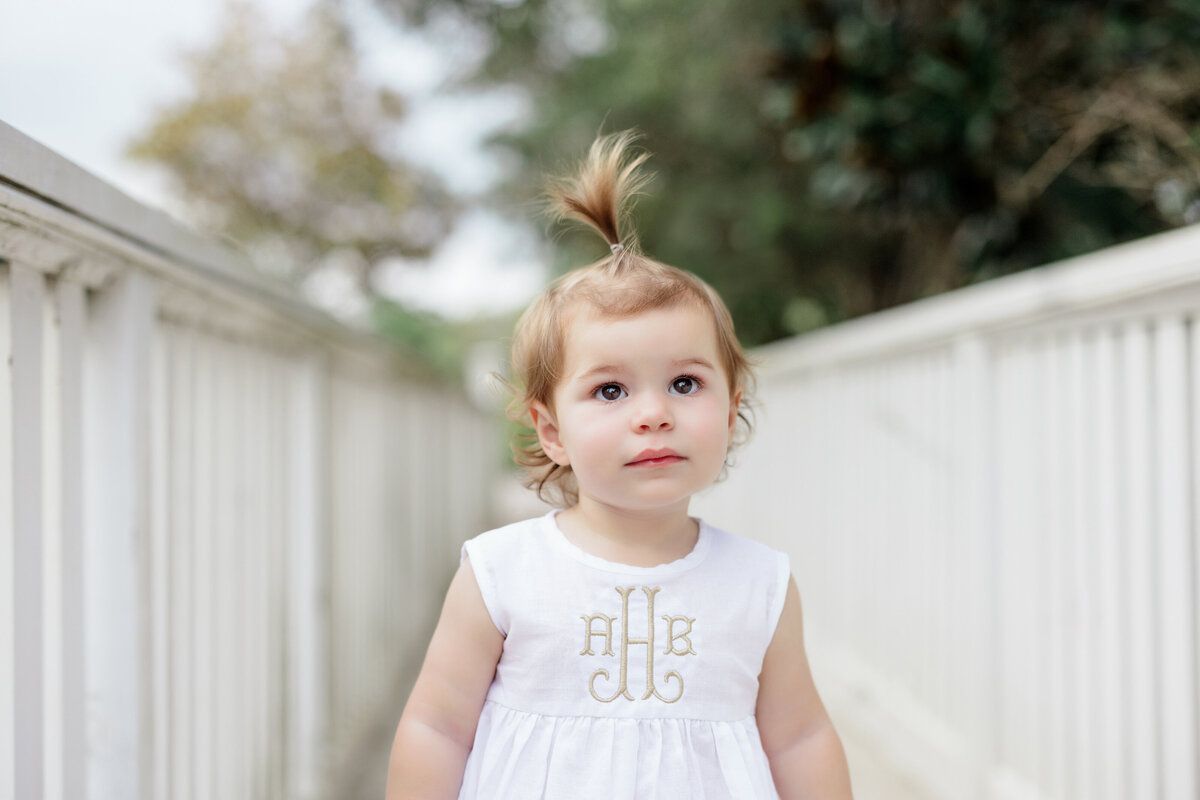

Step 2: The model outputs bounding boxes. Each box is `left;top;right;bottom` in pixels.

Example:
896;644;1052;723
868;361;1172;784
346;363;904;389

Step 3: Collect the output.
532;302;741;516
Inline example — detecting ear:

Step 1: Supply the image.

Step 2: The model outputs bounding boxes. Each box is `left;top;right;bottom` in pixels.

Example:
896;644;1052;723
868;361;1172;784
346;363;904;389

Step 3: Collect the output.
530;401;570;466
728;387;744;434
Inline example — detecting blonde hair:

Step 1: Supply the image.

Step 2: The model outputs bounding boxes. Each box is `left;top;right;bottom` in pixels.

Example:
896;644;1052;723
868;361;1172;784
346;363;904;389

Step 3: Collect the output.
509;131;756;506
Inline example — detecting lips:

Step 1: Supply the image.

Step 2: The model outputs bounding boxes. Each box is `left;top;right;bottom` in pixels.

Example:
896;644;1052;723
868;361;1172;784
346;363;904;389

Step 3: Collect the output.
626;448;684;467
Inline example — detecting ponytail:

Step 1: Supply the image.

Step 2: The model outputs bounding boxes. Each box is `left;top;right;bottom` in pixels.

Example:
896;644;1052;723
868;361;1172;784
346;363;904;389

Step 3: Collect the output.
545;130;651;268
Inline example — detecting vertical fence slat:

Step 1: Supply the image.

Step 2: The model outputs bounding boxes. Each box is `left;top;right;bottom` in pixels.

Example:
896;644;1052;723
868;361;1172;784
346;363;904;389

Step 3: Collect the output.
83;273;154;800
329;378;347;746
247;348;261;800
0;267;12;800
1093;330;1125;800
1155;317;1198;800
56;280;86;800
263;352;282;800
1045;336;1068;799
148;321;170;800
12;264;45;800
168;325;194;800
958;335;996;796
229;341;247;800
1;264;16;800
193;331;215;800
995;342;1036;797
1027;338;1053;795
42;275;62;800
213;336;233;799
1192;317;1200;800
287;356;326;800
1001;342;1033;795
931;352;952;749
1067;331;1094;800
1122;321;1160;798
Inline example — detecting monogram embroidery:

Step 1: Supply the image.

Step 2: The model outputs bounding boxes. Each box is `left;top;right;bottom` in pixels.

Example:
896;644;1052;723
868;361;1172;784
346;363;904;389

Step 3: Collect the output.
579;586;696;703
662;615;697;655
579;613;617;656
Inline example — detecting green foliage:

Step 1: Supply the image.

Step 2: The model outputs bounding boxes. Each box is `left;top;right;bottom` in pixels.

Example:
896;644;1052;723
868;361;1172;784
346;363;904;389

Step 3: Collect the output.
128;0;455;288
370;296;515;380
127;0;471;374
380;0;1200;344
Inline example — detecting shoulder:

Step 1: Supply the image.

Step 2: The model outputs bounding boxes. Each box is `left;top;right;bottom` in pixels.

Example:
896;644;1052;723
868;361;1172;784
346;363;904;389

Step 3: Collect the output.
462;514;547;558
460;514;553;636
702;521;790;575
700;521;791;637
461;513;555;586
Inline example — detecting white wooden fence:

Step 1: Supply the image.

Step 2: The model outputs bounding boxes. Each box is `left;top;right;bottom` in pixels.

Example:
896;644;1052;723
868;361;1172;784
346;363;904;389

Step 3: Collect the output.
696;224;1200;799
0;121;495;800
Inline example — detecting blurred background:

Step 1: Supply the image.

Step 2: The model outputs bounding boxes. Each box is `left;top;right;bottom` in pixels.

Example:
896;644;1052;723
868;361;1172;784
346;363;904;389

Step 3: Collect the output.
8;0;1200;361
3;1;1200;799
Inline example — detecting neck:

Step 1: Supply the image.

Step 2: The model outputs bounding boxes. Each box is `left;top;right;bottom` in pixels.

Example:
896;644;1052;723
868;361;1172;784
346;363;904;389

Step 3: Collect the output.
555;497;699;568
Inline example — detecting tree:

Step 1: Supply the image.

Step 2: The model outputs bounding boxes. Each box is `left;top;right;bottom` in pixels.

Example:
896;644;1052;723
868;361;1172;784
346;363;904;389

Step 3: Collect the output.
767;0;1200;310
378;0;1200;344
128;0;455;298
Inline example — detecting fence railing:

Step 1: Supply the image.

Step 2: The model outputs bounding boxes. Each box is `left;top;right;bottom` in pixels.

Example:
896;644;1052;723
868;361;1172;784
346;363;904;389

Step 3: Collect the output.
695;223;1200;800
0;121;495;800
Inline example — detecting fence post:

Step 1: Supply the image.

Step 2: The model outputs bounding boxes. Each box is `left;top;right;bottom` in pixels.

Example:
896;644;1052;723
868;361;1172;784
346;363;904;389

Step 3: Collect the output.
83;272;155;800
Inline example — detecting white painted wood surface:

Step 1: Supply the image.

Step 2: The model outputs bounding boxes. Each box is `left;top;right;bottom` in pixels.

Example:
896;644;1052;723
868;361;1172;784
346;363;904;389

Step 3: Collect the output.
0;123;495;799
0;264;13;800
11;263;45;800
694;223;1200;800
55;279;86;800
84;272;155;800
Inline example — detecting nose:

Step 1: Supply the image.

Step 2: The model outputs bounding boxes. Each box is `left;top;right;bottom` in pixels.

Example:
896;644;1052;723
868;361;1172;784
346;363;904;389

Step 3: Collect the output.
631;392;673;432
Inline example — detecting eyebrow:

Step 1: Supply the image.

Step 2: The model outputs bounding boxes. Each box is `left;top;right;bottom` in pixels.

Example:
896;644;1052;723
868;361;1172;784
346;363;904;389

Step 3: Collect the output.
572;357;717;383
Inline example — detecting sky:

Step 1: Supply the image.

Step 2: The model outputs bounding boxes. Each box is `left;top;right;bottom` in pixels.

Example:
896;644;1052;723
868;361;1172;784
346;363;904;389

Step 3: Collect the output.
0;0;547;320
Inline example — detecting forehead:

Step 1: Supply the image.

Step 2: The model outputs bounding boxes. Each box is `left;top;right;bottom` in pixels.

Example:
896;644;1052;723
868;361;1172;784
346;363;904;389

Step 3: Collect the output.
558;302;722;375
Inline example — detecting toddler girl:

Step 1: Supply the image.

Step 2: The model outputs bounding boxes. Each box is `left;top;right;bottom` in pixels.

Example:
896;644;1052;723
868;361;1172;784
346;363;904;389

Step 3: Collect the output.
387;132;853;799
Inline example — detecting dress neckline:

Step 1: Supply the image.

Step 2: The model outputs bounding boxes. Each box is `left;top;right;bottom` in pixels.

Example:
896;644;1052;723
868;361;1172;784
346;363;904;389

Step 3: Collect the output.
541;509;713;576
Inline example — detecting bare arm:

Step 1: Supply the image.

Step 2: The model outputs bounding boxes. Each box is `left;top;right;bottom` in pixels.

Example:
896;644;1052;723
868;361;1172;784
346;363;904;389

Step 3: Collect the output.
757;577;854;799
386;558;504;800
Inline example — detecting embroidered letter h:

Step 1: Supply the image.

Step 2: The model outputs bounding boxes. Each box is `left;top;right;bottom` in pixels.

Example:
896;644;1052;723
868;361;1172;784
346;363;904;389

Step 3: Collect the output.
580;586;696;703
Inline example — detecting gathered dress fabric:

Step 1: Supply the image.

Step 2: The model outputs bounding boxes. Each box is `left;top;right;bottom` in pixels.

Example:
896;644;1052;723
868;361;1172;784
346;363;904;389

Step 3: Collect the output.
457;511;790;800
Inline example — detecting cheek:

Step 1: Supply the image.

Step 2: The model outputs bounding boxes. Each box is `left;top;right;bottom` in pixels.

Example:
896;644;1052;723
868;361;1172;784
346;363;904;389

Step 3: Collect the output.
560;409;614;454
687;401;734;442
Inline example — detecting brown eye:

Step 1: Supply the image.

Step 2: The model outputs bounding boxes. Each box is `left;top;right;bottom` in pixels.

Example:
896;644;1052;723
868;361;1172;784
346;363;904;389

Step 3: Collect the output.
670;376;699;395
593;383;626;401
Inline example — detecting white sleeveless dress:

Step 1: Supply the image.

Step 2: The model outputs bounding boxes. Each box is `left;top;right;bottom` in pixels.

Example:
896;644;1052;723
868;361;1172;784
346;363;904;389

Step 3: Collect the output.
458;510;790;800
